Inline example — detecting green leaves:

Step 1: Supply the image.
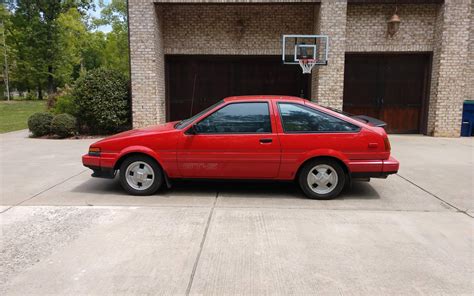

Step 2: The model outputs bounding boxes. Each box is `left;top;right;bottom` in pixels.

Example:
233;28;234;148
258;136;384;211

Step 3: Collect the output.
4;0;129;97
27;112;53;137
51;113;77;138
72;67;130;134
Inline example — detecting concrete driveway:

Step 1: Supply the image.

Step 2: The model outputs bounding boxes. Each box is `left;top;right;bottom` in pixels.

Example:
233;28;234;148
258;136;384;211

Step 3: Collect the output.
1;130;472;295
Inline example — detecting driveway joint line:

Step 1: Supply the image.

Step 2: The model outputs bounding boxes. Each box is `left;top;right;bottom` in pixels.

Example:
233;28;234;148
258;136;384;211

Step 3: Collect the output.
396;174;472;218
3;204;461;214
185;190;218;295
0;170;88;214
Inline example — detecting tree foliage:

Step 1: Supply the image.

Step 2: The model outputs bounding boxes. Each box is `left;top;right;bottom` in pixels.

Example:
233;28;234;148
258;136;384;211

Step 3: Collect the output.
93;0;129;78
2;0;129;100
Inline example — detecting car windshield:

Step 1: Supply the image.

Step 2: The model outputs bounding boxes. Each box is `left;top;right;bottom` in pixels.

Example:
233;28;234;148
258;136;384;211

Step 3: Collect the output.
175;100;224;129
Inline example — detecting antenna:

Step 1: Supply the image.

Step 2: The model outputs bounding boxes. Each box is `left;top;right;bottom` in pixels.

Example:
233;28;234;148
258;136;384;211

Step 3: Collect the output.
189;73;197;117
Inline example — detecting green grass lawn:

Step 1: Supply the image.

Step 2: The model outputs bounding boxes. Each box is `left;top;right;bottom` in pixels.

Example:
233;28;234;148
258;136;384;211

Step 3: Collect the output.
0;100;47;133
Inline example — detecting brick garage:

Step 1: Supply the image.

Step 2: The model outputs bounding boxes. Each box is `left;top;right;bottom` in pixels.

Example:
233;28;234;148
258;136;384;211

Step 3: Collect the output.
129;0;473;136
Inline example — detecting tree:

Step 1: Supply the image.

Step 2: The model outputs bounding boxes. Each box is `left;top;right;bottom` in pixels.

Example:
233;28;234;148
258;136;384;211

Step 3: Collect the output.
6;0;92;99
2;0;129;99
93;0;129;78
0;5;11;100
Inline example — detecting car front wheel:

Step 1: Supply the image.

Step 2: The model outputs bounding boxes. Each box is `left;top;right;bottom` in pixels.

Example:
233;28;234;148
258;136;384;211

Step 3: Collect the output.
299;159;345;200
119;155;163;196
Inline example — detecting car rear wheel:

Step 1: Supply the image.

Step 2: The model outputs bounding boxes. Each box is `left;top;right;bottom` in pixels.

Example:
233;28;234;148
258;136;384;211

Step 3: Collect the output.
119;155;163;196
298;159;345;200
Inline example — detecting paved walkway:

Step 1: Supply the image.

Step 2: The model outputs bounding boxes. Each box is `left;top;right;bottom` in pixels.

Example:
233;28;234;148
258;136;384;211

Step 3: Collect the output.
1;130;472;295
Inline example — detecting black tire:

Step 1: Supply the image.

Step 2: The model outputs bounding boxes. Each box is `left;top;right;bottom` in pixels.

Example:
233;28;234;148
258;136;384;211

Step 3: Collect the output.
298;158;346;200
119;155;163;196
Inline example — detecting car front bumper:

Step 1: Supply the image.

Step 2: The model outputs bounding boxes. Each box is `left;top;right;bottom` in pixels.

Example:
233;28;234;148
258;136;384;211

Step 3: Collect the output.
82;154;116;179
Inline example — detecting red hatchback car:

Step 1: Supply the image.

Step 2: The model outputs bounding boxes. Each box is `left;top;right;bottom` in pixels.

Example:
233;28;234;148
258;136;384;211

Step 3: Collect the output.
83;96;399;199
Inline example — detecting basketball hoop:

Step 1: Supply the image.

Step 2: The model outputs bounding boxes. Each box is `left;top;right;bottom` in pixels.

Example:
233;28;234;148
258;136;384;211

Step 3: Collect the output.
298;59;317;74
282;34;329;72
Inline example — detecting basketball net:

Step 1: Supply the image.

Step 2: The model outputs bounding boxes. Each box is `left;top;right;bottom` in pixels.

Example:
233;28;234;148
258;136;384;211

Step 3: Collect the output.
298;59;317;74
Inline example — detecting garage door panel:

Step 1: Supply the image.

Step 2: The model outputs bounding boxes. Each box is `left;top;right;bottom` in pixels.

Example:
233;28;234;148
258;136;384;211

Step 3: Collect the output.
343;53;430;134
166;55;310;121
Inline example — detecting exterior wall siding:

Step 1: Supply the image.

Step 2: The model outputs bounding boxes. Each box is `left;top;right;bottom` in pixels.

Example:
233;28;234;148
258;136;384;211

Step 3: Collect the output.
311;0;347;110
161;4;314;55
427;0;471;136
346;4;437;52
128;0;166;127
467;1;474;102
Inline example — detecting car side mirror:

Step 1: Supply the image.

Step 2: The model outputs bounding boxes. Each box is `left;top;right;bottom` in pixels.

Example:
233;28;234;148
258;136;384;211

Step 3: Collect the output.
187;124;199;135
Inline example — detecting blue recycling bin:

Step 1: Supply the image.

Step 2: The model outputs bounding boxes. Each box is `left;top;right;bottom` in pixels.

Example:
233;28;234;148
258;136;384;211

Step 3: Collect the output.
461;100;474;137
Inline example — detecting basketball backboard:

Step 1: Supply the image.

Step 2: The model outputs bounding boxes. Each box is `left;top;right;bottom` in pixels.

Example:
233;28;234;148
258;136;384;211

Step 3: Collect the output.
282;34;329;66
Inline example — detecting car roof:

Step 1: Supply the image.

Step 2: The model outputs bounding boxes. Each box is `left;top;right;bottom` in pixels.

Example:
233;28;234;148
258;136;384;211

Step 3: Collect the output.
223;95;305;103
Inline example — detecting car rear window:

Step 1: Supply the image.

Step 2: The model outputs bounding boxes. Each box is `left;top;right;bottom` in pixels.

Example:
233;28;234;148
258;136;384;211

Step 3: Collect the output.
278;103;360;133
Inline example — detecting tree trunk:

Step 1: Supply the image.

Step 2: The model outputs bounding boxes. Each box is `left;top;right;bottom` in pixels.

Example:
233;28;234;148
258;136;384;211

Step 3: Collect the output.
47;65;55;94
37;84;43;100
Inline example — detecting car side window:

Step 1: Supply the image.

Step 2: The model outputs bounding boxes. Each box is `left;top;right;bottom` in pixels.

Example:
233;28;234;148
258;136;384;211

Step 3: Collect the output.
278;103;360;133
195;102;271;134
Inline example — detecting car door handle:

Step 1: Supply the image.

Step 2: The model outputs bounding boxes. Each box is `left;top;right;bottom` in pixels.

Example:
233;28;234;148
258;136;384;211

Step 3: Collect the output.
259;138;273;144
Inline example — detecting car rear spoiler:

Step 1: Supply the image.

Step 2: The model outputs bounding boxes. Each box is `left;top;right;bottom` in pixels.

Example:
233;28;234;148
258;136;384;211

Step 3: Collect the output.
352;115;387;128
320;106;387;128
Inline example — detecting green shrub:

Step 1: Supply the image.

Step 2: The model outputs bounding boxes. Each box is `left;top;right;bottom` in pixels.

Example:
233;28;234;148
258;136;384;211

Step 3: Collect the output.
51;114;77;138
46;92;58;109
47;86;76;115
53;94;77;115
27;112;53;137
73;68;130;134
25;92;37;101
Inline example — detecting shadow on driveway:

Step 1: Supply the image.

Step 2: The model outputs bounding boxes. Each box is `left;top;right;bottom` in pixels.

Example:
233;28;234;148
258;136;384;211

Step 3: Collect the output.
72;177;380;201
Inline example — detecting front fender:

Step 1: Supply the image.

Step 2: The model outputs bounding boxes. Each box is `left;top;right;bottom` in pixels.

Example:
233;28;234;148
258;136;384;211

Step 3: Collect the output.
115;146;164;169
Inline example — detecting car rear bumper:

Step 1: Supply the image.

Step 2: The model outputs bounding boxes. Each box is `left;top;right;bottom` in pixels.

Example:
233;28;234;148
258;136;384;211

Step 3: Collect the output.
82;154;116;179
349;156;399;179
382;156;399;173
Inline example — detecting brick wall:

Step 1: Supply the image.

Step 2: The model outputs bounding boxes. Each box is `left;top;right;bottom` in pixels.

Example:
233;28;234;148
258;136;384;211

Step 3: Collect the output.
156;0;314;2
427;0;471;137
311;0;347;110
346;4;437;52
128;0;166;127
161;4;314;55
468;1;474;102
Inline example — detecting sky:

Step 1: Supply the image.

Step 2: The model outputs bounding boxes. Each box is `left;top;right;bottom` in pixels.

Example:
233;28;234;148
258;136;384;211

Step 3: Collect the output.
89;0;112;33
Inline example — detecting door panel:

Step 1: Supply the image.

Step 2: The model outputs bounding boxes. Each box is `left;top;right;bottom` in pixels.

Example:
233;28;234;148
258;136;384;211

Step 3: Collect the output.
343;54;430;134
381;55;428;133
343;56;380;119
176;101;281;179
177;134;281;179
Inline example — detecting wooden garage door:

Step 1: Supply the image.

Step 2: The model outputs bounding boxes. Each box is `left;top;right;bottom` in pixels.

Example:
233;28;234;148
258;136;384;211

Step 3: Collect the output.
165;55;311;121
343;54;431;134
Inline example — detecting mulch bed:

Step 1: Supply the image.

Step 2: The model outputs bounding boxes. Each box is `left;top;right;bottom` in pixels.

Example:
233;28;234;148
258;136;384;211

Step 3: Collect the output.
33;134;106;140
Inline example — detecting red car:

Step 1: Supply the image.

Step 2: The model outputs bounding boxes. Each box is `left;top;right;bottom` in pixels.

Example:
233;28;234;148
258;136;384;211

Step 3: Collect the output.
82;96;399;199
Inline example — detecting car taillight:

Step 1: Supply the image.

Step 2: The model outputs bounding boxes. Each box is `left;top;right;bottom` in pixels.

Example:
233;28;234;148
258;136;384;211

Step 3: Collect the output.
383;137;391;152
88;147;101;156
